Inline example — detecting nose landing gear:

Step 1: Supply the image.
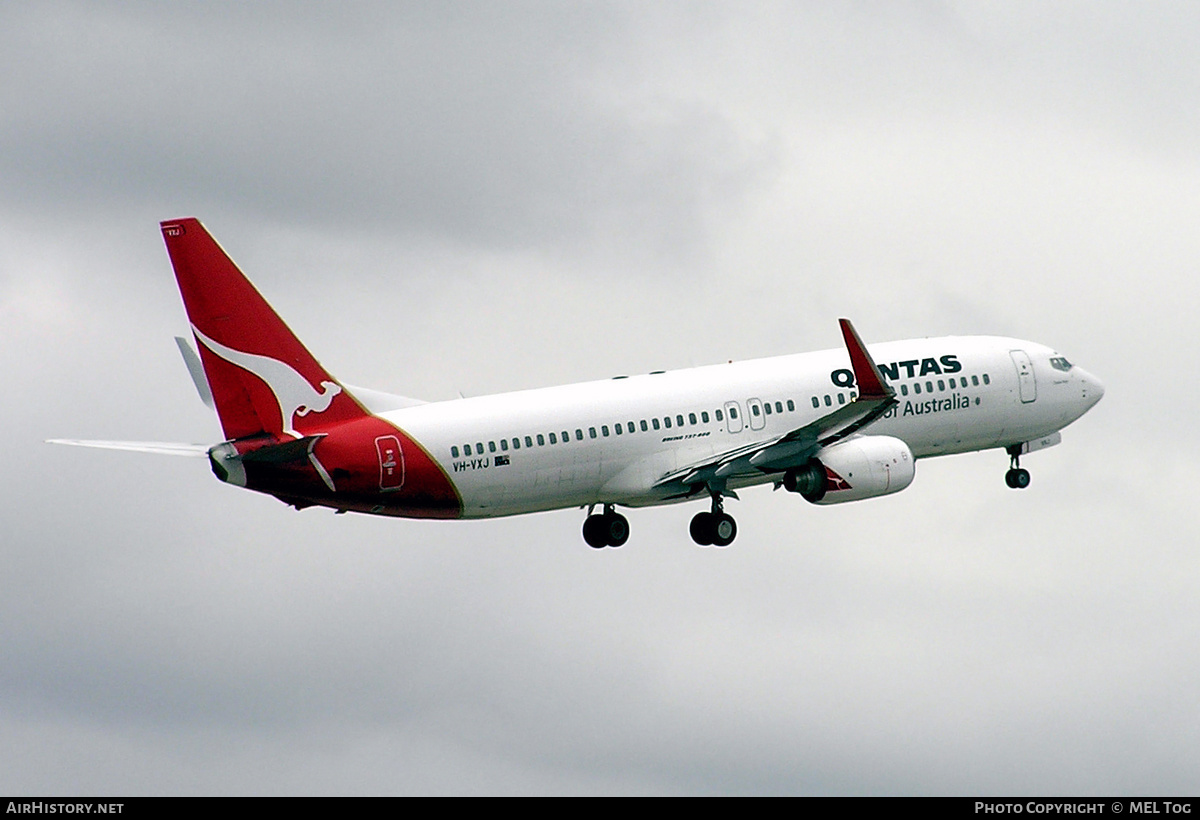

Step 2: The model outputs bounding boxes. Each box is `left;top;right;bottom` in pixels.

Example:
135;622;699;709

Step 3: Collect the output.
1005;446;1031;489
582;504;630;548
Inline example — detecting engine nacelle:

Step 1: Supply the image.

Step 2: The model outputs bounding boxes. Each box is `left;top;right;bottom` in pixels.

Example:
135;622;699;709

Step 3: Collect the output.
783;436;915;504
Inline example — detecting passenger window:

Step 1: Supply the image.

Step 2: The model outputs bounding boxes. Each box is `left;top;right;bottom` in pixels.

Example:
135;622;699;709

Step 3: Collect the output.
926;381;933;392
576;429;583;441
914;383;922;394
824;395;832;406
838;393;846;405
764;403;772;415
938;380;945;391
689;413;697;425
537;434;545;446
500;439;508;451
972;375;979;386
948;378;956;389
451;446;460;458
787;399;794;411
751;404;760;416
525;436;533;448
641;420;648;431
715;409;724;421
701;411;709;423
589;427;597;439
676;414;684;426
512;438;520;450
549;432;557;444
812;397;820;409
901;384;908;396
652;419;660;430
488;441;496;453
775;402;782;413
664;417;672;428
562;430;569;442
983;374;990;385
476;442;484;453
730;407;739;419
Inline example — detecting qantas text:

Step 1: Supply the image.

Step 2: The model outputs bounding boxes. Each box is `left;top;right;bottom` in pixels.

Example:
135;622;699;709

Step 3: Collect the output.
832;355;962;388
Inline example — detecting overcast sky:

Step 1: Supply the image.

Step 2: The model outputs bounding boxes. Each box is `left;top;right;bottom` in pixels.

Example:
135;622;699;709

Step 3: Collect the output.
3;1;1197;795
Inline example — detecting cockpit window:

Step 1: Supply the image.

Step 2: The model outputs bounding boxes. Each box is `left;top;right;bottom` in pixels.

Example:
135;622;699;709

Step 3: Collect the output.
1050;356;1074;372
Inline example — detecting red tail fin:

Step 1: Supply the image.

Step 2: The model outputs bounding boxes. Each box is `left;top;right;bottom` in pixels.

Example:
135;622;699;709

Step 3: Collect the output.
161;218;369;441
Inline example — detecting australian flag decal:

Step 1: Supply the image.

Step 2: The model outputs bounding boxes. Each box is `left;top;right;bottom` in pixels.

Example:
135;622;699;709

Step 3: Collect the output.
495;455;511;466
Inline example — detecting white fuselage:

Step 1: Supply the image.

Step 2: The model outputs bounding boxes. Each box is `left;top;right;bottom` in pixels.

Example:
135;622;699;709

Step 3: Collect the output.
382;336;1103;518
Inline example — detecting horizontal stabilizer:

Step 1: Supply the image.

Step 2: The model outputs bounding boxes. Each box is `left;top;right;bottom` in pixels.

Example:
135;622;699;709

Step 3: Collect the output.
238;435;324;464
46;439;210;457
342;384;427;413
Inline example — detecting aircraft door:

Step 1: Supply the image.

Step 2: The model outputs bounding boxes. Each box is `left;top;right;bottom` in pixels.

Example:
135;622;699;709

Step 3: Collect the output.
746;397;766;431
1010;350;1037;403
375;435;405;490
724;401;743;433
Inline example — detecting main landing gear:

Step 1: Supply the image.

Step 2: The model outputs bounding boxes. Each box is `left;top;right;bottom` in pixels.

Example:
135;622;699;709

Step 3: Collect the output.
1005;445;1031;489
689;492;737;548
583;505;630;549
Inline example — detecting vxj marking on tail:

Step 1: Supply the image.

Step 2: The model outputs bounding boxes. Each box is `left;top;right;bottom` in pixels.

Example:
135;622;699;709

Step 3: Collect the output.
191;325;342;439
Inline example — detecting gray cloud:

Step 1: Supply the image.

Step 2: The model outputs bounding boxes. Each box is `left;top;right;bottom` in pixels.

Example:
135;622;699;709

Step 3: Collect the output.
0;2;775;256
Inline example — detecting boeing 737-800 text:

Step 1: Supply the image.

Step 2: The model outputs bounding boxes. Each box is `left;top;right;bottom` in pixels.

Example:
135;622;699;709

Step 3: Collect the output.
51;218;1104;547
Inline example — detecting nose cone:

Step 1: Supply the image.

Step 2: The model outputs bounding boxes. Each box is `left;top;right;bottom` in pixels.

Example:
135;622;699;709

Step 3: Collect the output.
1077;367;1105;410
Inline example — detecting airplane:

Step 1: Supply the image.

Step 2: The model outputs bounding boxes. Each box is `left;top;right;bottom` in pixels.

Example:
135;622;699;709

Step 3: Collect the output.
50;218;1105;548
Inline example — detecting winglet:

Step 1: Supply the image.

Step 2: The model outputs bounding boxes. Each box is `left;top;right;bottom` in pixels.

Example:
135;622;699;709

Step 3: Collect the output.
175;336;215;409
838;319;892;400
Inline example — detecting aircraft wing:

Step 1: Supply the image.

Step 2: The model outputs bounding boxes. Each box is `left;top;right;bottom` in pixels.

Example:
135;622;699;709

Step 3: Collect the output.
655;319;897;494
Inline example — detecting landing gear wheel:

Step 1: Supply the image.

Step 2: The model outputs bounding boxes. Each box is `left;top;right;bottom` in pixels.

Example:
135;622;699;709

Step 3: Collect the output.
1003;446;1032;489
711;512;737;547
604;512;629;547
691;486;738;547
583;515;608;548
1005;468;1030;489
690;512;714;546
583;507;630;548
1005;447;1031;490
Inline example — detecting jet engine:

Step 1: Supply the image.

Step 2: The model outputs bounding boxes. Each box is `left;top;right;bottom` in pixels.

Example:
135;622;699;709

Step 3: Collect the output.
782;436;915;504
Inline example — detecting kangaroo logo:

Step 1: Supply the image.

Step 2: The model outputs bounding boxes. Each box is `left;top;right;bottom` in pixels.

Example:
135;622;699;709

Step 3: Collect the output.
192;326;342;439
825;465;853;492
